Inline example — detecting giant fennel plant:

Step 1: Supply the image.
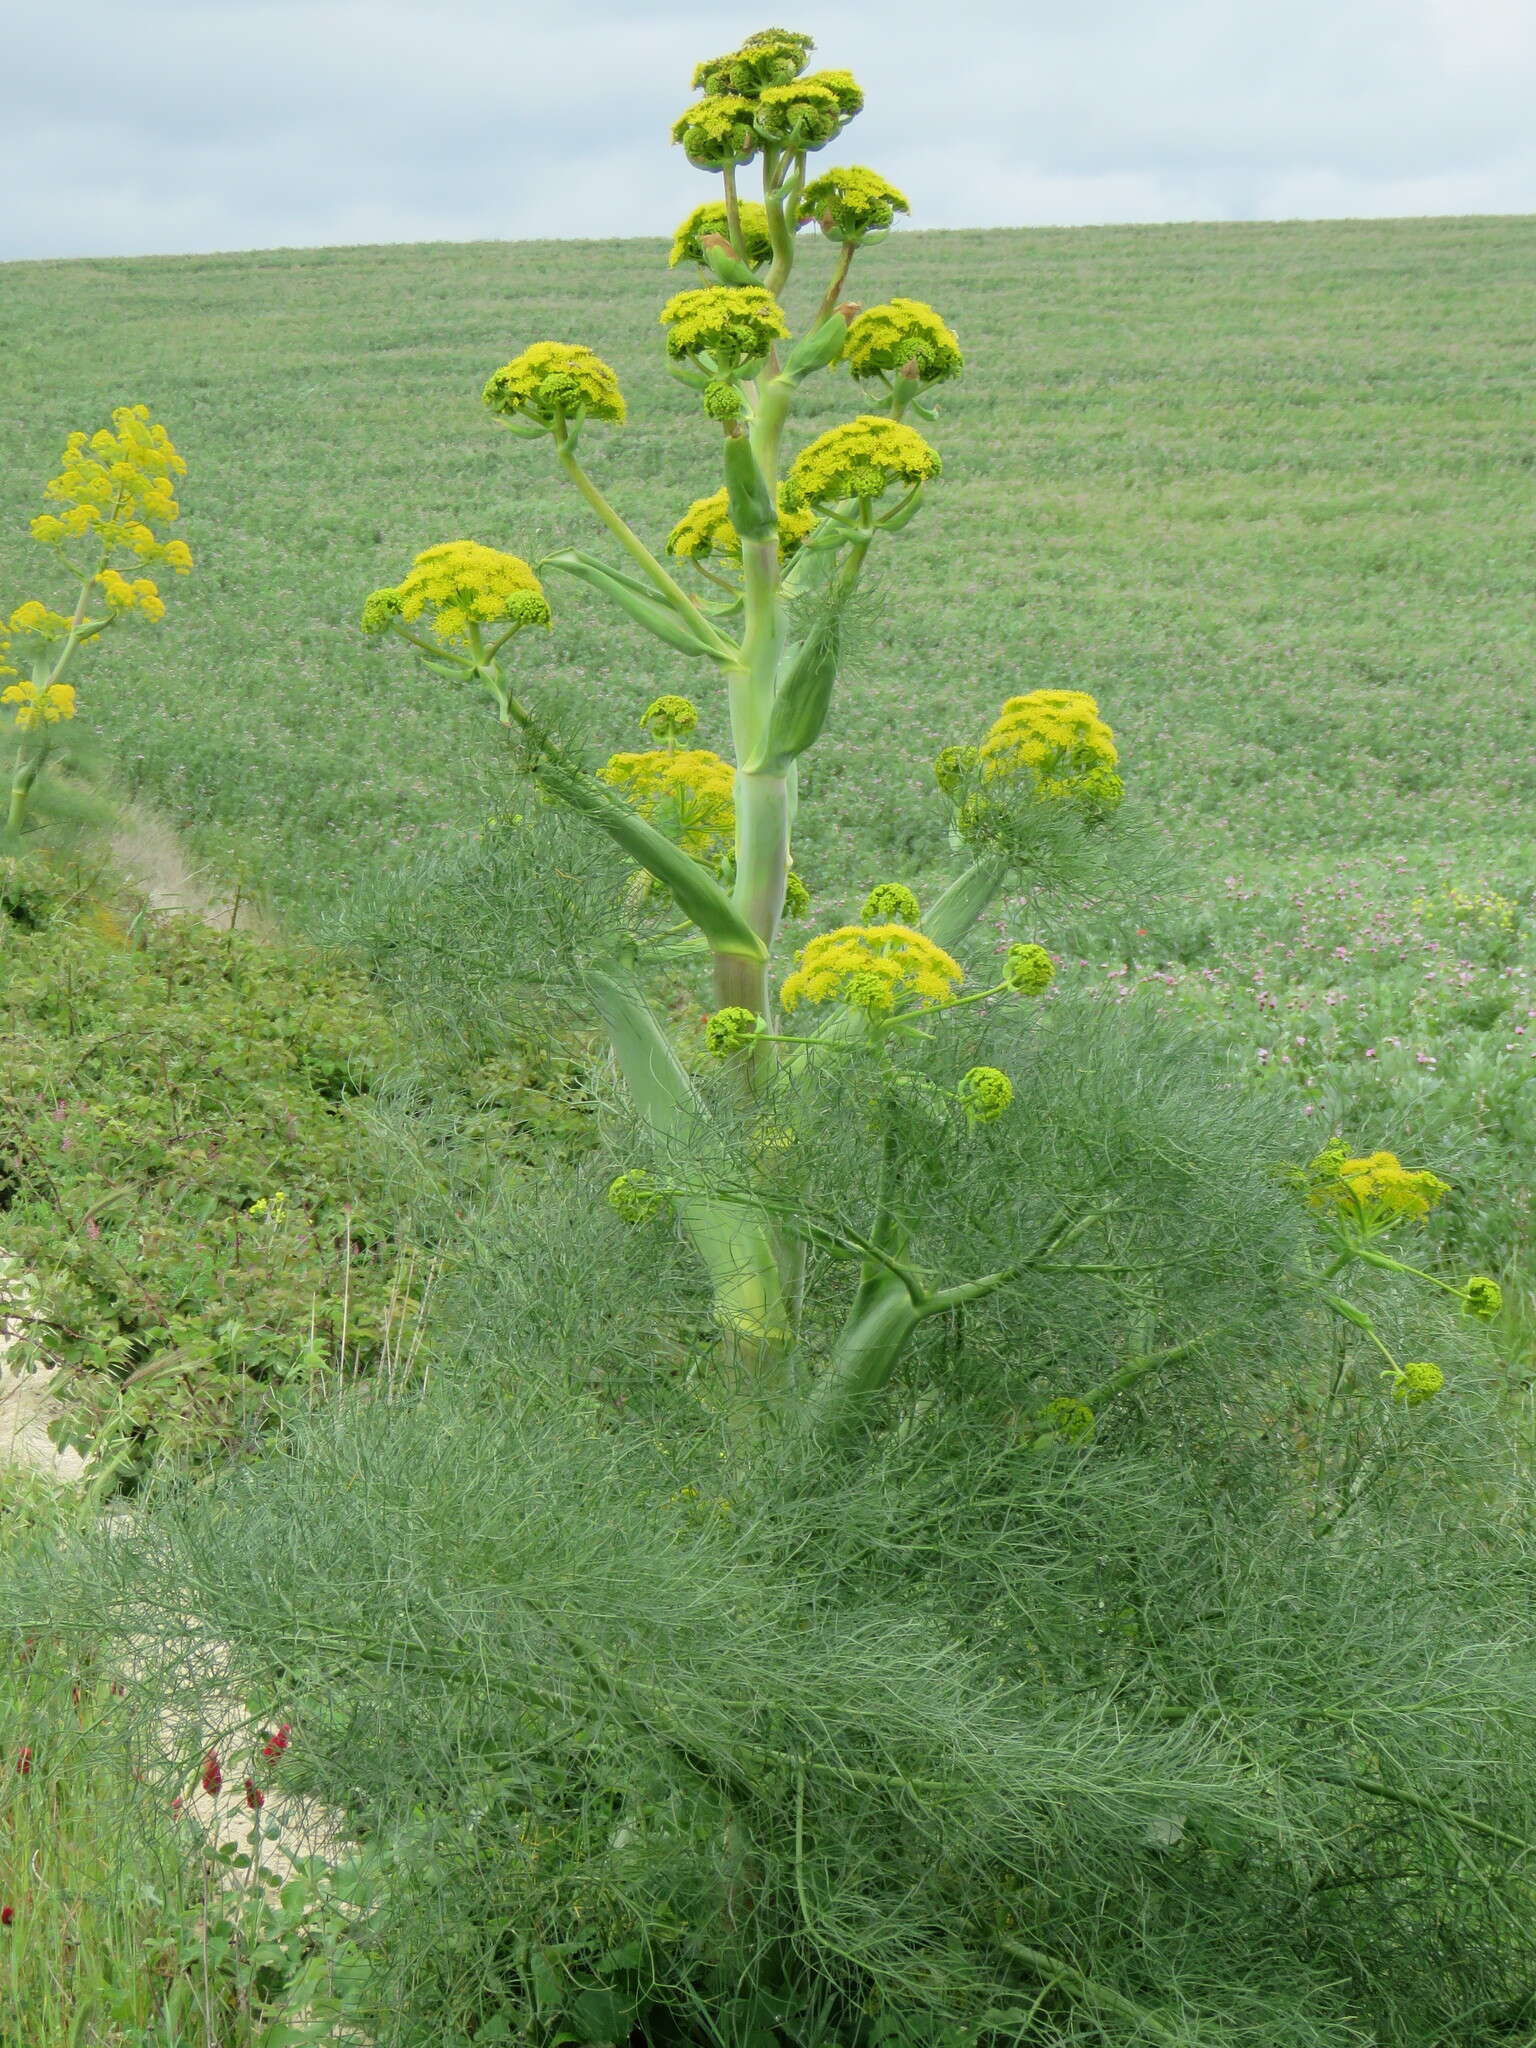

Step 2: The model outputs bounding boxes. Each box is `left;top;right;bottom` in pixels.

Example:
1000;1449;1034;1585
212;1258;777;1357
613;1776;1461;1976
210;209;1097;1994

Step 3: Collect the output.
360;28;1138;1433
359;27;1492;1442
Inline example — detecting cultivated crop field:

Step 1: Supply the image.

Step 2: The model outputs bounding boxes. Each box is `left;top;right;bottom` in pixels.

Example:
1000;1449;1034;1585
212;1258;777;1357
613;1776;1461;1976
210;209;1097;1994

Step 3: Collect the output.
2;191;1535;2047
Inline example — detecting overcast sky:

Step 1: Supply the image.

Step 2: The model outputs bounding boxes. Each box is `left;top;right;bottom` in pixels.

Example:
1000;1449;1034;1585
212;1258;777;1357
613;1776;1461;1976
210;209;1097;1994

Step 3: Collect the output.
8;0;1535;262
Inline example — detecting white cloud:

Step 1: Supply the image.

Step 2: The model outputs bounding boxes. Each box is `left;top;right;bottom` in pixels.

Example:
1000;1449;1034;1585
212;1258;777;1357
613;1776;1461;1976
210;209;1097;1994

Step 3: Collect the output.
5;0;1534;259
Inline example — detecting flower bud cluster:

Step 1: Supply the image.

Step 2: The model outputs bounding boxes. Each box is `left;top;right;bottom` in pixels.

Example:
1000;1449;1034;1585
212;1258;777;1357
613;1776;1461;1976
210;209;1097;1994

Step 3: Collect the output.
660;286;789;372
669;199;775;269
640;694;699;741
608;1171;665;1224
860;881;919;924
673;32;863;167
958;1065;1013;1122
1305;1145;1450;1226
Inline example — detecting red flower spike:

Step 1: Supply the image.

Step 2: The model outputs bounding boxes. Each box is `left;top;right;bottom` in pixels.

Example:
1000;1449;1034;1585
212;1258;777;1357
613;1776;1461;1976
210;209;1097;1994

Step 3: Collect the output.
15;1749;31;1775
1;1906;13;1927
200;1752;222;1795
261;1724;291;1760
244;1777;265;1810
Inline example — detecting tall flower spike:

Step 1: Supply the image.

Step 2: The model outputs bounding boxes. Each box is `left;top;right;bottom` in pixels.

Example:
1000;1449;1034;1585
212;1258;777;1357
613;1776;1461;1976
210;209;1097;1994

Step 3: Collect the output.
798;165;910;242
482;343;626;429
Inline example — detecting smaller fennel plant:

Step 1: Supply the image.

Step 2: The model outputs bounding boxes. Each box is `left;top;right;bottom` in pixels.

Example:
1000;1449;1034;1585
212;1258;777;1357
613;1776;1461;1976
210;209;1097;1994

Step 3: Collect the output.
1;404;192;842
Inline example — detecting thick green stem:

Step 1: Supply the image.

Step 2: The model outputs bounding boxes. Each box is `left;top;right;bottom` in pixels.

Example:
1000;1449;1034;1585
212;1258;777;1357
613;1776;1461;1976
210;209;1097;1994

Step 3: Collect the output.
813;241;856;326
6;750;40;837
721;164;747;259
921;857;1010;951
585;964;791;1368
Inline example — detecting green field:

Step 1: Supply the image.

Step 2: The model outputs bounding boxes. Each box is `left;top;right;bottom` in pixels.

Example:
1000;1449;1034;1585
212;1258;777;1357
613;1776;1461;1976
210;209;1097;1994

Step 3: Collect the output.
3;213;1532;1287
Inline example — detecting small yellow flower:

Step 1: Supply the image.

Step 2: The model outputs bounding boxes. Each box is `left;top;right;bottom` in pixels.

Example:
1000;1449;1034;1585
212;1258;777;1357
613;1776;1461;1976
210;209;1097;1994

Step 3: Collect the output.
704;1006;761;1056
782;416;941;510
780;923;963;1014
1005;943;1055;994
482;343;626;428
42;405;186;539
6;601;72;642
95;569;166;620
362;543;551;644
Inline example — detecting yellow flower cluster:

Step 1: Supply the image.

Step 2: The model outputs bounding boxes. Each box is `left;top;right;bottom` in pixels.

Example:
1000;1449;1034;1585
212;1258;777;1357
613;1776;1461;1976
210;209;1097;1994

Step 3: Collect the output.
669;199;775;267
361;543;551;643
2;679;76;731
798;165;909;240
4;600;72;644
482;343;626;428
96;568;166;620
599;747;736;864
666;488;815;563
1307;1146;1450;1225
36;406;189;563
845;299;963;385
693;29;815;95
1411;882;1518;935
779;922;963;1014
861;881;919;923
752;71;863;148
781;416;941;510
1386;1360;1444;1406
672;94;761;170
958;1065;1013;1122
977;690;1124;813
1005;943;1055;994
659;286;788;367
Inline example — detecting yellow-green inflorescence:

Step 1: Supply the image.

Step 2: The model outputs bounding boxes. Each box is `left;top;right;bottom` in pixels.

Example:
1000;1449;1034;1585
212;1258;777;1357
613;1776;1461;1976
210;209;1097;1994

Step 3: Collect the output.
861;882;919;924
608;1170;666;1224
1385;1360;1445;1407
640;694;699;741
947;689;1125;822
692;29;816;96
669;200;775;268
958;1065;1013;1123
1462;1275;1503;1320
599;747;736;865
362;544;551;644
1306;1145;1450;1226
1005;943;1055;994
752;71;863;148
705;1005;762;1056
845;299;963;385
660;286;789;371
667;488;815;564
672;94;762;170
482;343;627;429
1037;1396;1095;1444
780;923;963;1015
782;417;941;510
798;165;910;241
33;404;192;569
